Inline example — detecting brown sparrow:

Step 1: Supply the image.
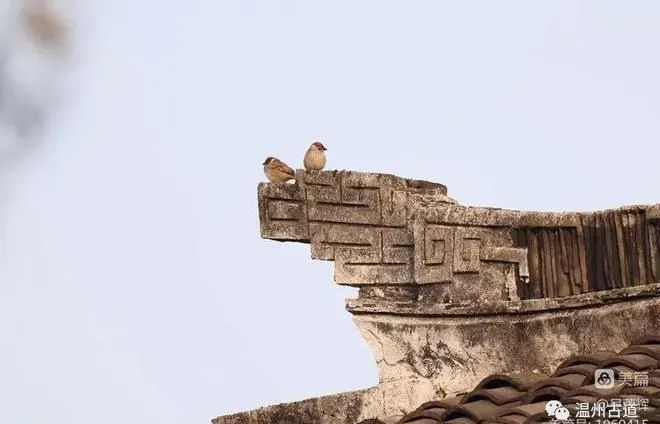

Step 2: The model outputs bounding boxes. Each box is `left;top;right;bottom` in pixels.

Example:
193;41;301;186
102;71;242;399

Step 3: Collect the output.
303;141;327;171
263;157;296;183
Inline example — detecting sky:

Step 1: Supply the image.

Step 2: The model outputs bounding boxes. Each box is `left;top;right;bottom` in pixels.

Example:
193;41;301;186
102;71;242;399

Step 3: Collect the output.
1;1;659;424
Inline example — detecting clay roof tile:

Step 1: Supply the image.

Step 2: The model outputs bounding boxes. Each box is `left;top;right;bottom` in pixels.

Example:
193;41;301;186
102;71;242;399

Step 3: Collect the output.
359;419;403;424
399;410;444;423
440;398;520;423
618;344;660;361
555;351;617;369
497;402;548;419
485;415;527;424
599;353;659;371
443;418;479;424
551;363;598;379
564;382;626;398
462;386;525;405
528;373;588;392
397;417;439;424
415;397;464;411
400;398;464;423
473;372;549;392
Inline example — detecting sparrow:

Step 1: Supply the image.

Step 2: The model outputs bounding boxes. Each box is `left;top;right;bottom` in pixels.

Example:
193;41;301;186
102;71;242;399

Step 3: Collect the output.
303;141;327;171
262;156;296;183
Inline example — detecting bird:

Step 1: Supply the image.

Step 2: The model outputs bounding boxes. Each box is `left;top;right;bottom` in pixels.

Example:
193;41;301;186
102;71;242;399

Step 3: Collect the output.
303;141;327;171
262;156;296;183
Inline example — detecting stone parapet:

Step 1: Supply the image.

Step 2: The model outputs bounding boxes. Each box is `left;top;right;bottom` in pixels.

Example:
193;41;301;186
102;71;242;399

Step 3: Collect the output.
258;170;455;289
258;170;660;304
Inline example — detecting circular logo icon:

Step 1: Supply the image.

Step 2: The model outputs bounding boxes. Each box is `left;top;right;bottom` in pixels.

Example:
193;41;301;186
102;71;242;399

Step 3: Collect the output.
555;407;570;421
545;400;562;416
594;368;615;389
597;372;612;385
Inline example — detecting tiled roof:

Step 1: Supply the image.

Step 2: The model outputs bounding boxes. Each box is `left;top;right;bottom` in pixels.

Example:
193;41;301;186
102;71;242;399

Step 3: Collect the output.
359;419;402;424
359;335;660;424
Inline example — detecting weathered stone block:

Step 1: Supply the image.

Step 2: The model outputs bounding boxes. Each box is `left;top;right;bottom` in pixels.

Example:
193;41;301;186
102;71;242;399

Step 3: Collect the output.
351;284;660;397
258;170;454;287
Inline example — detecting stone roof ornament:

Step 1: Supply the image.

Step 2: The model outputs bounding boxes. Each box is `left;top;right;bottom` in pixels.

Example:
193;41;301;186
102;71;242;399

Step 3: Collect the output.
258;169;660;305
218;168;660;424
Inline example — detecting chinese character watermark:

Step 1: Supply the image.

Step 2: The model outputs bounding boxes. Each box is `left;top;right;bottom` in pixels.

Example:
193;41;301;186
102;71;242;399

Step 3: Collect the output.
617;371;649;387
571;398;649;424
594;369;649;390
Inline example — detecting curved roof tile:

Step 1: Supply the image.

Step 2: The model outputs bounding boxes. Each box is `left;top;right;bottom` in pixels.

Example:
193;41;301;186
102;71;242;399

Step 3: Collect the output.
599;353;659;371
462;386;524;405
555;351;617;369
552;363;598;378
473;372;548;392
619;344;660;361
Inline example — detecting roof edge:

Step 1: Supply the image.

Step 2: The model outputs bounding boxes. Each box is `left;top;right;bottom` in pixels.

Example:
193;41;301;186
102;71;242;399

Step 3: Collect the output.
347;283;660;317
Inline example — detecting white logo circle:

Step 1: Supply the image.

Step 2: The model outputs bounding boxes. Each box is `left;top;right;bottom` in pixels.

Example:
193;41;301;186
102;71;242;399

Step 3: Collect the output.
545;400;562;416
555;407;570;421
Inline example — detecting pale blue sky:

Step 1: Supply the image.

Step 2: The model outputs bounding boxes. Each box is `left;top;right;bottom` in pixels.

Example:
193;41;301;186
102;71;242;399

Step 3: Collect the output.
1;2;659;424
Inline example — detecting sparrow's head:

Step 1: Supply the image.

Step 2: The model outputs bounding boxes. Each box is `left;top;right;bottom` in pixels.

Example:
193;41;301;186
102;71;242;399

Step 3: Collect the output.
311;141;327;151
262;157;275;165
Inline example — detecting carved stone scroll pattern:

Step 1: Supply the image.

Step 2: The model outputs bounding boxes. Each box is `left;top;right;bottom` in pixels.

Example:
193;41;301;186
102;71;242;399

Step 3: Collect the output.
414;223;529;288
303;171;408;228
302;172;414;285
258;171;428;286
258;182;309;241
309;223;414;284
258;171;660;301
514;210;660;300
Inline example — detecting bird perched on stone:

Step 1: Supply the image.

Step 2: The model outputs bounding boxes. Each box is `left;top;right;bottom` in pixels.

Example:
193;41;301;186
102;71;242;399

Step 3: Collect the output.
303;141;327;171
263;157;296;183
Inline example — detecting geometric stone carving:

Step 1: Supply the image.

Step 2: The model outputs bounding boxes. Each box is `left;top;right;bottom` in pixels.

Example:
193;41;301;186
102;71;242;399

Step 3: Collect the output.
481;246;529;279
416;225;453;282
259;170;454;287
258;169;660;304
413;224;529;285
412;220;529;302
310;224;414;284
454;227;481;273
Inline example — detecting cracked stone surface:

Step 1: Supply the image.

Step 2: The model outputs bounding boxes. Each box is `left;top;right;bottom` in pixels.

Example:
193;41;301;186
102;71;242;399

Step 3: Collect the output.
354;285;660;397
